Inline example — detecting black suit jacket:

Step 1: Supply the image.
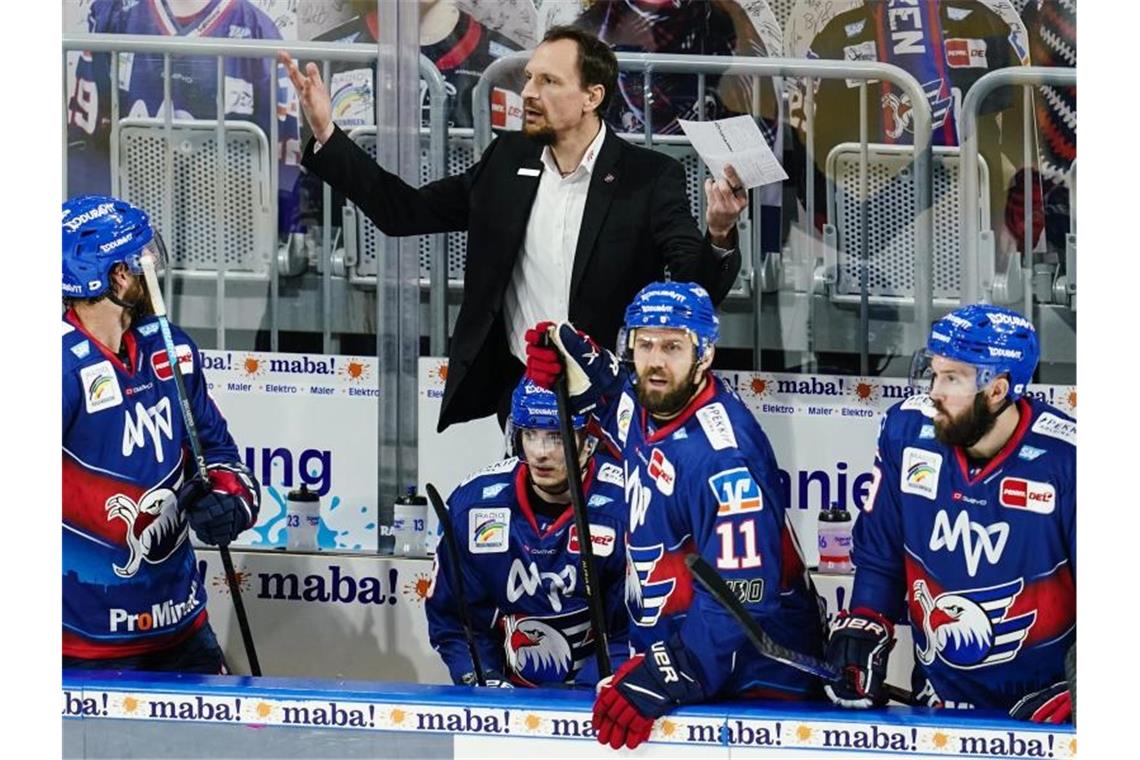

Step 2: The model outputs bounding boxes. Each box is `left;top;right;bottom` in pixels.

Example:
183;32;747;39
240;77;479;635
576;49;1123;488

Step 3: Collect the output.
302;122;742;431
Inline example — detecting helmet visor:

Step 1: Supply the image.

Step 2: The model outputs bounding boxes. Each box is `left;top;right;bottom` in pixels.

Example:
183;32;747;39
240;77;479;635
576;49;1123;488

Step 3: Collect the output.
910;350;1000;398
128;232;168;278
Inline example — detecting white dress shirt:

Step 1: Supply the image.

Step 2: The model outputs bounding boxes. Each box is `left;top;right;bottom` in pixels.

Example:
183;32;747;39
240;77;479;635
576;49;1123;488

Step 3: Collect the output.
503;124;608;363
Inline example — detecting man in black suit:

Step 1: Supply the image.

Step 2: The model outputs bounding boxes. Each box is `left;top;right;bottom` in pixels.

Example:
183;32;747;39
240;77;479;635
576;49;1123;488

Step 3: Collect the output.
280;25;748;432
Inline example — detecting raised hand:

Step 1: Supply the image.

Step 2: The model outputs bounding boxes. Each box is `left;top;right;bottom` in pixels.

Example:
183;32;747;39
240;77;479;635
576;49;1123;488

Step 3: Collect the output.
278;50;334;144
704;163;749;248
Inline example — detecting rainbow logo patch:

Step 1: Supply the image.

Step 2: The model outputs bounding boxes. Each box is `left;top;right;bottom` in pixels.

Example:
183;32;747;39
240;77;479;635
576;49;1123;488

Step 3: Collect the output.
469;507;510;554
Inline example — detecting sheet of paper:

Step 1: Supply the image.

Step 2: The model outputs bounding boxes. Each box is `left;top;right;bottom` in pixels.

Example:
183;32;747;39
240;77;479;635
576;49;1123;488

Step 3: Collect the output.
678;115;789;189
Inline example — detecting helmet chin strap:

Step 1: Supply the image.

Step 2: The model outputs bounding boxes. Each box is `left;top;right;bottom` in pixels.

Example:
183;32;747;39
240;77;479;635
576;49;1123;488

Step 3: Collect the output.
105;290;139;312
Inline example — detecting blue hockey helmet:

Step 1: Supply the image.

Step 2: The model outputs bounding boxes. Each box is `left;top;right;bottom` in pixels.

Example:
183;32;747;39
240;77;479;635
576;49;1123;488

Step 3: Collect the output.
62;195;165;300
913;304;1040;401
619;281;720;361
506;379;587;461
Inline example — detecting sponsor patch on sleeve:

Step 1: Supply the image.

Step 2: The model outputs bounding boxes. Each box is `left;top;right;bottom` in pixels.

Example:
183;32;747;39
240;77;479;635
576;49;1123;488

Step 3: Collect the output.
616;392;635;446
1031;413;1076;446
151;345;194;381
596;462;623;488
697;403;738;451
901;394;937;417
469;508;511;554
708;467;763;514
460;457;519;486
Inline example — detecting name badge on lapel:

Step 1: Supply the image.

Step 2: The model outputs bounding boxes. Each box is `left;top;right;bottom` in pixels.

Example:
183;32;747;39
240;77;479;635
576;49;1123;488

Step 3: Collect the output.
517;167;540;177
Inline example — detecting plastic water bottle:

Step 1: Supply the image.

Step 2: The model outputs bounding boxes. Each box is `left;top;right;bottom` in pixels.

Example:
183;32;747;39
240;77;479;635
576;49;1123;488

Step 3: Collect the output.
817;507;853;573
286;483;321;552
393;486;428;557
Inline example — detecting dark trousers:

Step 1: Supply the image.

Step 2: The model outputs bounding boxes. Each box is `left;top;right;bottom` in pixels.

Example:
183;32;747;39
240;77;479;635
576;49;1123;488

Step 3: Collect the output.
63;622;228;675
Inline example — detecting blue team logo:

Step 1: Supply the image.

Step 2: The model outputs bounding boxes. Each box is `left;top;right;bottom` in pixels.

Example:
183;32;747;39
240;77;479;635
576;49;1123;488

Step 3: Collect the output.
913;578;1037;670
501;607;592;687
708;468;762;515
626;543;682;626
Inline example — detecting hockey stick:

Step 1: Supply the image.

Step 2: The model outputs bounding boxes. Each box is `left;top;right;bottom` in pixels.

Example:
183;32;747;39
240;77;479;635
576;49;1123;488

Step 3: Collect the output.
140;256;262;677
684;553;916;706
549;339;612;679
425;482;487;687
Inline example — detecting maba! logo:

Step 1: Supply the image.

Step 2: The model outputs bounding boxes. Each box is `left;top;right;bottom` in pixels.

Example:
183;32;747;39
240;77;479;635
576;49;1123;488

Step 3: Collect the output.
241;355;265;378
744;374;777;400
849;378;881;404
401;572;434;603
339;358;371;383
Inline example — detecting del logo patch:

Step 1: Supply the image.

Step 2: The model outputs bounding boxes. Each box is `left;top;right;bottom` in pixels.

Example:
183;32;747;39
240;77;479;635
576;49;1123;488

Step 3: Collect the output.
567;524;616;557
708;467;762;514
999;478;1056;514
151;345;194;381
80;360;123;413
469;508;510;554
901;447;942;500
647;448;675;496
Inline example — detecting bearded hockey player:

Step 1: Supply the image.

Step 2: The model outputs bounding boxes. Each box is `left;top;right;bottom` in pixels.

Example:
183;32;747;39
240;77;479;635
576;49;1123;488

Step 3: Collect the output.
825;304;1075;723
525;282;825;750
63;195;260;673
425;379;629;688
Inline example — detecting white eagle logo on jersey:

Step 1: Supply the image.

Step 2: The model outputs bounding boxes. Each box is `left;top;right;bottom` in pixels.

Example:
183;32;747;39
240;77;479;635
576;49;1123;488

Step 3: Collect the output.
502;616;573;685
913;578;1036;670
105;485;188;578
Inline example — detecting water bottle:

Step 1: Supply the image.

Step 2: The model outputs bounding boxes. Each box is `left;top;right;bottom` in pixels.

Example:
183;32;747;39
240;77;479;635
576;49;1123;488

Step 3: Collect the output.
817;507;853;574
393;485;429;557
285;483;321;552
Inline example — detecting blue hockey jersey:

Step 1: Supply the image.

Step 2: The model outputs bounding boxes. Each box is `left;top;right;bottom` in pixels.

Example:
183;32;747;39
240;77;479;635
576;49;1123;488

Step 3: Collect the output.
598;375;825;700
851;394;1076;711
67;0;300;226
62;309;240;659
425;454;629;688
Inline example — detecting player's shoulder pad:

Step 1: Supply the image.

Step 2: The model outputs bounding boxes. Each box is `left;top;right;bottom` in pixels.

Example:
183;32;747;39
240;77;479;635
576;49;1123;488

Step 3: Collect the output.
696;401;739;451
62;318;94;370
456;456;519;492
1026;402;1076;449
589;451;625;501
877;393;937;446
133;317;201;375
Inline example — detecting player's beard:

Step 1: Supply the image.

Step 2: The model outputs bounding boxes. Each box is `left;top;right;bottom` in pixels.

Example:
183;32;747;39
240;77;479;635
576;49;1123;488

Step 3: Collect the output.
636;362;700;418
933;392;1000;449
113;275;154;329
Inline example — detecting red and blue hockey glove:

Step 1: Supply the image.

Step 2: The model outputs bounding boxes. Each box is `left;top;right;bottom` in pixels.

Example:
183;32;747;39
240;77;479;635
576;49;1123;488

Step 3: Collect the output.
1009;682;1072;723
592;640;704;750
178;463;260;547
824;608;896;708
523;321;561;388
533;322;623;416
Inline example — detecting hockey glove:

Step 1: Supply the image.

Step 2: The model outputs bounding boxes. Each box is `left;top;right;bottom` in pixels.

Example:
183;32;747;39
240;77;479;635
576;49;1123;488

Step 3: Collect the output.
824;608;896;708
592;639;704;750
542;323;623;415
459;670;514;689
178;463;261;547
524;321;562;389
1009;682;1072;724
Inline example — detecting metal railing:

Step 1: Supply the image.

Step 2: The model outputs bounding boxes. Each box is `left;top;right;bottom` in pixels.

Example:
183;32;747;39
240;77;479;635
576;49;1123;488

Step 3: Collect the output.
63;34;450;355
960;66;1078;316
474;52;935;370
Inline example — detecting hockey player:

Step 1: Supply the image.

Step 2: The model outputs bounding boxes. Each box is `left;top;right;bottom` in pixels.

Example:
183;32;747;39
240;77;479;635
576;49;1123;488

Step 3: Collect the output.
825;304;1075;723
525;282;825;750
66;0;301;230
425;379;629;688
63;195;260;673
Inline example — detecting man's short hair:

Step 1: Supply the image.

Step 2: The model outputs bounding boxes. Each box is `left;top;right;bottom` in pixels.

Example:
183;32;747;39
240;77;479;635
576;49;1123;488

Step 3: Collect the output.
542;25;618;115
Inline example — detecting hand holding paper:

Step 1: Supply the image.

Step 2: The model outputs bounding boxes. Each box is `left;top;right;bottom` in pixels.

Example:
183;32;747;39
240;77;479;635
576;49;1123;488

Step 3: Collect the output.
679;115;789;190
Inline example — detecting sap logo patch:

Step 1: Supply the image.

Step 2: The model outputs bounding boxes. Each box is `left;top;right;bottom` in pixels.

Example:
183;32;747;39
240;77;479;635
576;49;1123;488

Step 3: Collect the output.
671;428;688;441
999;478;1056;515
919;424;935;440
596;462;623;487
469;508;510;554
844;19;867;37
697;403;737;451
616;393;635;445
568;524;616;557
481;483;510;500
945;38;988;69
587;494;613;508
137;322;159;337
647;448;675;496
70;340;91;359
901;447;942;500
708;467;762;515
1018;445;1046;462
1031;413;1075;446
151;345;194;381
80;361;123;413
